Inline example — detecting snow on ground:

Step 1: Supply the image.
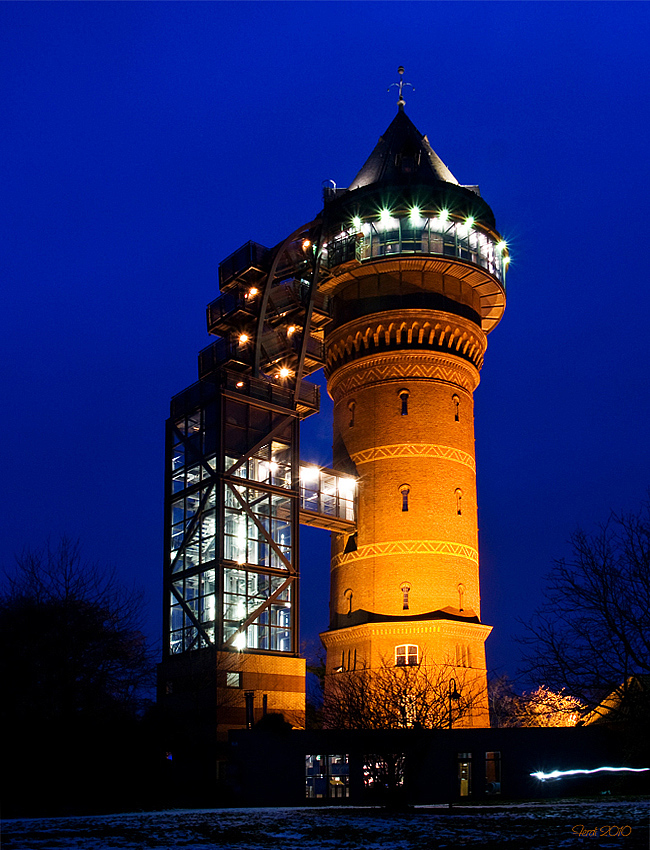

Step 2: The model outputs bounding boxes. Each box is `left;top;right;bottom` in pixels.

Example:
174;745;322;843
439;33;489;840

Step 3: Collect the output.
3;799;649;850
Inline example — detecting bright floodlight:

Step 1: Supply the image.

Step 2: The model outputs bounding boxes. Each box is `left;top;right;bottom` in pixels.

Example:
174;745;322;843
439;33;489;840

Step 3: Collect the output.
497;240;507;252
409;207;422;224
438;209;449;223
233;632;246;650
248;287;258;297
338;477;356;497
239;333;249;344
380;209;393;229
279;367;291;378
465;216;475;228
352;216;362;230
300;465;320;482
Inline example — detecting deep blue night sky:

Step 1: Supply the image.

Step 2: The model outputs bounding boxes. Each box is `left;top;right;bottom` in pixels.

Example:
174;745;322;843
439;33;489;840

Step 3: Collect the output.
2;2;649;684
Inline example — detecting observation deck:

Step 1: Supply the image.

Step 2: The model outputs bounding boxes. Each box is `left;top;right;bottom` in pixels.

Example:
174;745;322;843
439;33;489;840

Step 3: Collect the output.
321;209;508;333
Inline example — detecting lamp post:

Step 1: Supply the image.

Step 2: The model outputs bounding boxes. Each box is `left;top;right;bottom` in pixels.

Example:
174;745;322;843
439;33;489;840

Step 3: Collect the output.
448;678;460;730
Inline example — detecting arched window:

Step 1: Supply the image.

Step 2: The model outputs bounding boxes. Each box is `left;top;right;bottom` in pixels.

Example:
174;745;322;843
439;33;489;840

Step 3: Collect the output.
457;582;465;612
395;644;419;667
399;484;410;512
344;587;353;617
452;394;460;422
455;488;463;515
348;399;356;428
401;582;411;611
399;389;409;416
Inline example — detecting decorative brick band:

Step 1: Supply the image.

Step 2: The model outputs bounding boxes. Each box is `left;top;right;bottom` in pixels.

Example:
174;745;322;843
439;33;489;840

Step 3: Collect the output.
332;539;479;570
325;309;487;375
328;352;480;402
350;443;476;472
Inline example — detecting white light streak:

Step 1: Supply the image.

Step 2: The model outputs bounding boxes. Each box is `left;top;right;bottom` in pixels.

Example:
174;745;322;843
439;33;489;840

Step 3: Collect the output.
531;766;649;782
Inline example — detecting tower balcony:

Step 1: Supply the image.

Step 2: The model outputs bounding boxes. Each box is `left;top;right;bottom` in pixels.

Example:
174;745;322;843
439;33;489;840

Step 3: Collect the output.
199;337;252;375
206;289;258;336
195;349;321;417
221;370;320;417
218;240;270;292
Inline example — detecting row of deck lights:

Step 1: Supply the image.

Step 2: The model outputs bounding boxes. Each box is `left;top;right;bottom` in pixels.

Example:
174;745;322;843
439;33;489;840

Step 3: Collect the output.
348;208;510;266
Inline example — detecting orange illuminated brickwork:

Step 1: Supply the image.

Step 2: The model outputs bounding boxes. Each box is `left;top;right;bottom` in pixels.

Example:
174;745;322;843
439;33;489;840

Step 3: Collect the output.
215;653;306;740
321;258;499;727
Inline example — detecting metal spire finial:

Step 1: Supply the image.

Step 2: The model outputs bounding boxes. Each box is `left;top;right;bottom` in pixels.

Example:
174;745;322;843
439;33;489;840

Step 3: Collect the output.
388;66;414;110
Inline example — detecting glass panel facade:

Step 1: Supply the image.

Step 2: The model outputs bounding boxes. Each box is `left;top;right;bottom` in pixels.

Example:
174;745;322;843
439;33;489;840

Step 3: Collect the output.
165;384;300;658
326;215;507;285
299;465;356;522
223;567;291;650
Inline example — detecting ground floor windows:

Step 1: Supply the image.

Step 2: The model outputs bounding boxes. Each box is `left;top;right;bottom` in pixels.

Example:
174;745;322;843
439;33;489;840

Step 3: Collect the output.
302;749;501;802
363;754;405;791
305;754;350;799
485;751;501;795
458;752;472;797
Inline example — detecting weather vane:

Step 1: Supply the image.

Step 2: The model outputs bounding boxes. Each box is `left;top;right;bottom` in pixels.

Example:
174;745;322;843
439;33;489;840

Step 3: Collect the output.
388;66;414;109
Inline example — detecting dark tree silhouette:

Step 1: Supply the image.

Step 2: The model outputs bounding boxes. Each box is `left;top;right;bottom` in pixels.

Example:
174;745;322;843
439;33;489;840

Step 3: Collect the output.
1;539;155;815
323;656;482;730
518;500;650;721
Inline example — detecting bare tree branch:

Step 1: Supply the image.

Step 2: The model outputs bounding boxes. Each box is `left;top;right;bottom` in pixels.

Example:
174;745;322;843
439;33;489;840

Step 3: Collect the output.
517;499;650;716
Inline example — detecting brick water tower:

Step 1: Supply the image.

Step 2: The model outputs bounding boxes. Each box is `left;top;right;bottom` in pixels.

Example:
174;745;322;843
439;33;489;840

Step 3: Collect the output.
319;85;507;726
159;73;508;753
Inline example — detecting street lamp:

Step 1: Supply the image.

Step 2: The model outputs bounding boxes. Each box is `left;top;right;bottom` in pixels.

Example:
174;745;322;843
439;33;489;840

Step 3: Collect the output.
448;678;460;730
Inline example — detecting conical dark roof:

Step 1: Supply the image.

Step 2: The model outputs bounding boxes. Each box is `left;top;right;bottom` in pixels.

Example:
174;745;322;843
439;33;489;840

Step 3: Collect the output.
348;107;459;191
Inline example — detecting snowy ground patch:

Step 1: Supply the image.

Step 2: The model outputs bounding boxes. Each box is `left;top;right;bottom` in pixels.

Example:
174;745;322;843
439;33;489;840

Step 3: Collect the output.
3;799;649;850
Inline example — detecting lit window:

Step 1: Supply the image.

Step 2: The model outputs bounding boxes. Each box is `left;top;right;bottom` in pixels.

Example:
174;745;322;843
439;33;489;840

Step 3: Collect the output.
226;671;242;688
399;484;410;512
395;644;418;666
452;394;460;422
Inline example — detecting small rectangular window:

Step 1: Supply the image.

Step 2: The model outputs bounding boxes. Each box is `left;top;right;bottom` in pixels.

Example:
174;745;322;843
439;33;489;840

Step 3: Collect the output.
396;644;418;666
226;671;242;688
